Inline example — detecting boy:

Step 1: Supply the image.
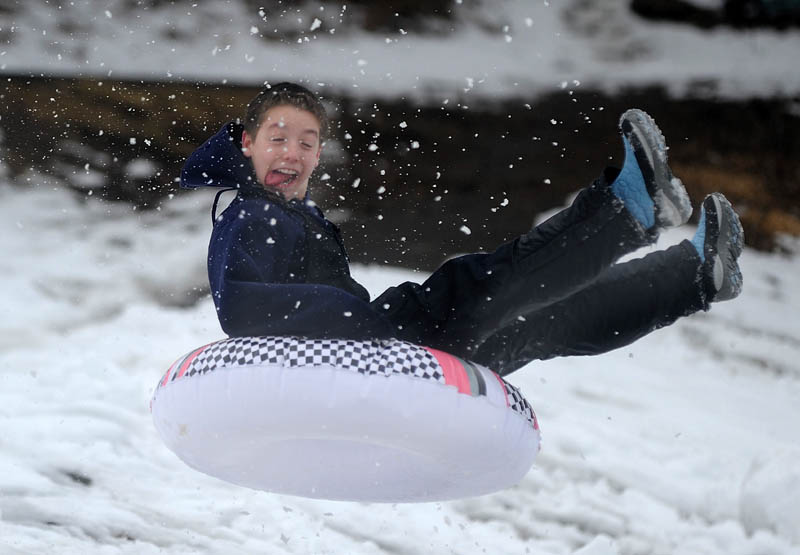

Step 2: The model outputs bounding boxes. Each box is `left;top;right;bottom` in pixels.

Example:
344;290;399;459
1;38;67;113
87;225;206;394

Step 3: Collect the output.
181;82;743;376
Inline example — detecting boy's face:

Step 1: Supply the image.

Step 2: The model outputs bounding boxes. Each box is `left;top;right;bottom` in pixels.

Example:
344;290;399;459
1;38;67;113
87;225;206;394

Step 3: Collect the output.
242;105;322;200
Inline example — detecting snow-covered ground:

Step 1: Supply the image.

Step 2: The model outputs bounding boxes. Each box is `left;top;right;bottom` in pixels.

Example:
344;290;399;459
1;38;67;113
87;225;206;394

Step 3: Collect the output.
2;0;799;99
1;182;798;554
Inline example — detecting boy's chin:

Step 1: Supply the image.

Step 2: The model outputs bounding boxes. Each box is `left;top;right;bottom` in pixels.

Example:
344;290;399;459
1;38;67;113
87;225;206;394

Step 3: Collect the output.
263;182;307;200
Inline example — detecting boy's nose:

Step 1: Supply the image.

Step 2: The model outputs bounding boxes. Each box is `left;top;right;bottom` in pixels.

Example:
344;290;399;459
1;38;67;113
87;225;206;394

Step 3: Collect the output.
282;144;301;160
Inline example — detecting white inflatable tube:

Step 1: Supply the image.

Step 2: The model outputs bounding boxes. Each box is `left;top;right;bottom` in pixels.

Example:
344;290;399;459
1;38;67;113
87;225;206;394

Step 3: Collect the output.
151;336;540;502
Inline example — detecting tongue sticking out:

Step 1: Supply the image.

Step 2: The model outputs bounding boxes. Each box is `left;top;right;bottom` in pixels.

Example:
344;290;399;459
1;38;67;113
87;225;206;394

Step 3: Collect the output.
265;170;296;188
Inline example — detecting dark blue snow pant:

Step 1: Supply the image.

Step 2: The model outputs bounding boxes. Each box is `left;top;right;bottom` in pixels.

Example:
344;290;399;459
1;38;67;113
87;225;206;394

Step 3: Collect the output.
371;171;708;376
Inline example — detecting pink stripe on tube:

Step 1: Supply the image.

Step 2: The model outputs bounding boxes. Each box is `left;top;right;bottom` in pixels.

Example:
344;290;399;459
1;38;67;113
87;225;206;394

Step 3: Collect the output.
424;347;471;395
159;365;174;388
160;355;186;388
176;344;211;379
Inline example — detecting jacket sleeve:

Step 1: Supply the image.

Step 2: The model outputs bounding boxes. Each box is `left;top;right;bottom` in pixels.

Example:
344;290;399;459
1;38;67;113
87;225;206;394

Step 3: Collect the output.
209;207;397;340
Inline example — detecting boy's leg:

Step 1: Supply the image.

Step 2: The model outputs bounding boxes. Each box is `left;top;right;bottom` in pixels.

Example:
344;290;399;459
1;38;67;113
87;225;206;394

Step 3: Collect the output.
471;241;707;376
373;174;651;356
373;109;690;358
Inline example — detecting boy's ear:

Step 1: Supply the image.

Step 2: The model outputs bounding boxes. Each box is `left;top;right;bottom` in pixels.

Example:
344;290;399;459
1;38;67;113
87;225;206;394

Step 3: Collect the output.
241;130;252;158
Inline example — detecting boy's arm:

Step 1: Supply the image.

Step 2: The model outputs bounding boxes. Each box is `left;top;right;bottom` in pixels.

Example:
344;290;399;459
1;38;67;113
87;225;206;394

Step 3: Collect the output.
211;212;396;340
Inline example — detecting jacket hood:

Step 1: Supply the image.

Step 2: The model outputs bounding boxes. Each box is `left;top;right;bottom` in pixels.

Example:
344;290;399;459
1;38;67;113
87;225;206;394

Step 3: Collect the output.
181;121;259;190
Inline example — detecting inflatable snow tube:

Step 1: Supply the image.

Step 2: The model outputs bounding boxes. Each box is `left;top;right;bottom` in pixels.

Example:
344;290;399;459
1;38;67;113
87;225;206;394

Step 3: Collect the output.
151;336;540;502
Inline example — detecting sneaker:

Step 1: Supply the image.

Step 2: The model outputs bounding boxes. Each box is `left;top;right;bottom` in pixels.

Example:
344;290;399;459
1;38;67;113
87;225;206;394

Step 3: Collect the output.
618;109;693;228
694;193;744;302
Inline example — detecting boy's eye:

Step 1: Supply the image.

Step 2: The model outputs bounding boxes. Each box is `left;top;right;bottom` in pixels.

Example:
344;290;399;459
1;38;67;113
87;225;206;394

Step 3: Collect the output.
270;137;286;143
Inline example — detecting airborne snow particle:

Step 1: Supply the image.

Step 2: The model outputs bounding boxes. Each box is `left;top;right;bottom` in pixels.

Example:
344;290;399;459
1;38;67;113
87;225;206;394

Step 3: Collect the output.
310;18;322;31
459;225;471;235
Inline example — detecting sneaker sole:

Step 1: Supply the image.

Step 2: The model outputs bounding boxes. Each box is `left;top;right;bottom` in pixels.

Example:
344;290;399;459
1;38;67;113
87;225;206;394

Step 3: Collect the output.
619;109;692;228
707;193;744;300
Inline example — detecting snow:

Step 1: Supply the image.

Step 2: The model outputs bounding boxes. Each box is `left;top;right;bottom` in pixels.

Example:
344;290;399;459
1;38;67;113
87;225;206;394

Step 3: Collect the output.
1;0;799;100
1;182;798;554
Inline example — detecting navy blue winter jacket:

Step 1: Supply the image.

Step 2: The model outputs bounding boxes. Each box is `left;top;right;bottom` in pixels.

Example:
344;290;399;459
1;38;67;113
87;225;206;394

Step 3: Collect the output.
181;122;397;339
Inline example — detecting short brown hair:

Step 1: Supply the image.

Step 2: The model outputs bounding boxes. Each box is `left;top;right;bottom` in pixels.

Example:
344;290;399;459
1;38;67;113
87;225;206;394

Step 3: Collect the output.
243;82;329;140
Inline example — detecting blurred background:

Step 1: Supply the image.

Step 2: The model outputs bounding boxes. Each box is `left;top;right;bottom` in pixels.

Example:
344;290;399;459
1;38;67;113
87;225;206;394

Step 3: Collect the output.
2;0;799;269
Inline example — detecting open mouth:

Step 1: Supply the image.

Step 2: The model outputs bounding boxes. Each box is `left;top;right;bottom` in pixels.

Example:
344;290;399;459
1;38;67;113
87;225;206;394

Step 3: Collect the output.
265;168;299;189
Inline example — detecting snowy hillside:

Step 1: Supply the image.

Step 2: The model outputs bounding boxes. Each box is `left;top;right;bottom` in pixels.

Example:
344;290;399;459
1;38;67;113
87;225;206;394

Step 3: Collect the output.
1;183;798;554
2;0;800;99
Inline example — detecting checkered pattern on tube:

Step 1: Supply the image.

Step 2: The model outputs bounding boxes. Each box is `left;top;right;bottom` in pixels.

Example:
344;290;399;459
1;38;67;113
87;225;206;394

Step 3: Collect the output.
184;336;443;382
502;380;538;429
161;336;536;428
